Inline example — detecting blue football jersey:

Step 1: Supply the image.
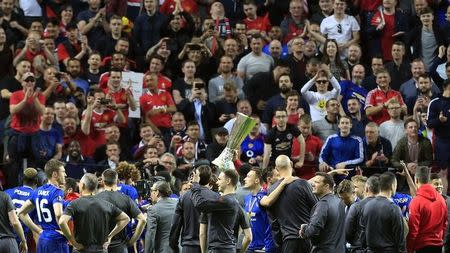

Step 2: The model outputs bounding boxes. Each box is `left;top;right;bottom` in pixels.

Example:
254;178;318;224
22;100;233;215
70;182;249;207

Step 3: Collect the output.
5;186;35;234
118;183;139;202
392;192;412;217
244;191;277;252
30;184;65;239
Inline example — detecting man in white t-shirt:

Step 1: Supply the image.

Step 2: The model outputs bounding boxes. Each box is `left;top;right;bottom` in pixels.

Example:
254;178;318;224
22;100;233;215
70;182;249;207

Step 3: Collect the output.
308;0;360;58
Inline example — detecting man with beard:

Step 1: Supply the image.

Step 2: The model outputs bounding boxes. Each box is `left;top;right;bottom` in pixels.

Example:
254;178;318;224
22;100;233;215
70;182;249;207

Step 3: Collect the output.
379;101;405;149
237;34;274;82
65;58;90;95
62;140;94;179
98;52;128;89
339;64;368;115
208;55;245;103
244;61;290;114
346;44;362;72
299;172;346;253
262;74;309;129
262;107;305;170
347;98;369;138
400;60;440;114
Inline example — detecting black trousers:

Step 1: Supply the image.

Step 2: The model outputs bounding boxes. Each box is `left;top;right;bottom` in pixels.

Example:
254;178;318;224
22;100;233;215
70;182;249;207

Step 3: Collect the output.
416;245;443;253
108;244;127;253
182;245;201;253
281;239;311;253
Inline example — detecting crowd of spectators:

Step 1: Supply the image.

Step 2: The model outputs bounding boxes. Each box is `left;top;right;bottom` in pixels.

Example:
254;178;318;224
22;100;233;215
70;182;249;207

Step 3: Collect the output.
0;0;450;251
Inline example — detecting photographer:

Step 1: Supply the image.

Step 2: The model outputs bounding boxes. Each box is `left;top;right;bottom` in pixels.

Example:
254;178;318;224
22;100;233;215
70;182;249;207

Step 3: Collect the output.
135;145;161;180
178;79;218;143
81;88;126;148
177;42;214;81
40;65;77;104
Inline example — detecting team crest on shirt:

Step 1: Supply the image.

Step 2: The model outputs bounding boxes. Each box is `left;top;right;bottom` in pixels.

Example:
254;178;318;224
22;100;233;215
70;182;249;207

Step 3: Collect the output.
248;143;254;148
57;195;62;201
103;115;110;121
121;94;127;101
161;96;166;102
287;133;293;140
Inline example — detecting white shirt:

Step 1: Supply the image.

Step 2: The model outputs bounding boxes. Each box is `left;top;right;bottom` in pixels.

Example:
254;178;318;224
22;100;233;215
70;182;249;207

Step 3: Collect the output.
300;76;341;122
19;0;42;16
320;14;360;58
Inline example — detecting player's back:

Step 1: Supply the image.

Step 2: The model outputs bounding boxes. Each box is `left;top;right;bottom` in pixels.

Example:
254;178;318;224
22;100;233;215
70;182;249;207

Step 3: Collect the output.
5;186;34;209
31;184;65;238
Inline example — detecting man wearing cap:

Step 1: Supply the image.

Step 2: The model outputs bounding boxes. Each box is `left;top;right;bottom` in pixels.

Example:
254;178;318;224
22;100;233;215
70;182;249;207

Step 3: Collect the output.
5;167;38;250
206;127;229;161
8;71;45;188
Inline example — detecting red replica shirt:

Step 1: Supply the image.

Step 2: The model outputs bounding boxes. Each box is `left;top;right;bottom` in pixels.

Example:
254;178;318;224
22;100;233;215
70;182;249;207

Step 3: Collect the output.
15;48;46;68
365;88;404;125
291;134;323;180
63;130;96;158
283;22;305;44
57;41;81;63
371;12;395;61
160;0;198;15
103;88;131;127
10;90;46;134
99;72;110;90
243;16;271;33
139;89;175;128
143;72;172;91
81;109;117;145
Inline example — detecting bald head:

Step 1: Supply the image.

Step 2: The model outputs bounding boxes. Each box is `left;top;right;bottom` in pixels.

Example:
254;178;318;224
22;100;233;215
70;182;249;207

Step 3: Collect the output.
275;155;292;172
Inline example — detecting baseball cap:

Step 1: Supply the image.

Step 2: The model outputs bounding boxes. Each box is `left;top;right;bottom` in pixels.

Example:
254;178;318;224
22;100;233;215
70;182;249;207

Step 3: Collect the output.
22;72;35;81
